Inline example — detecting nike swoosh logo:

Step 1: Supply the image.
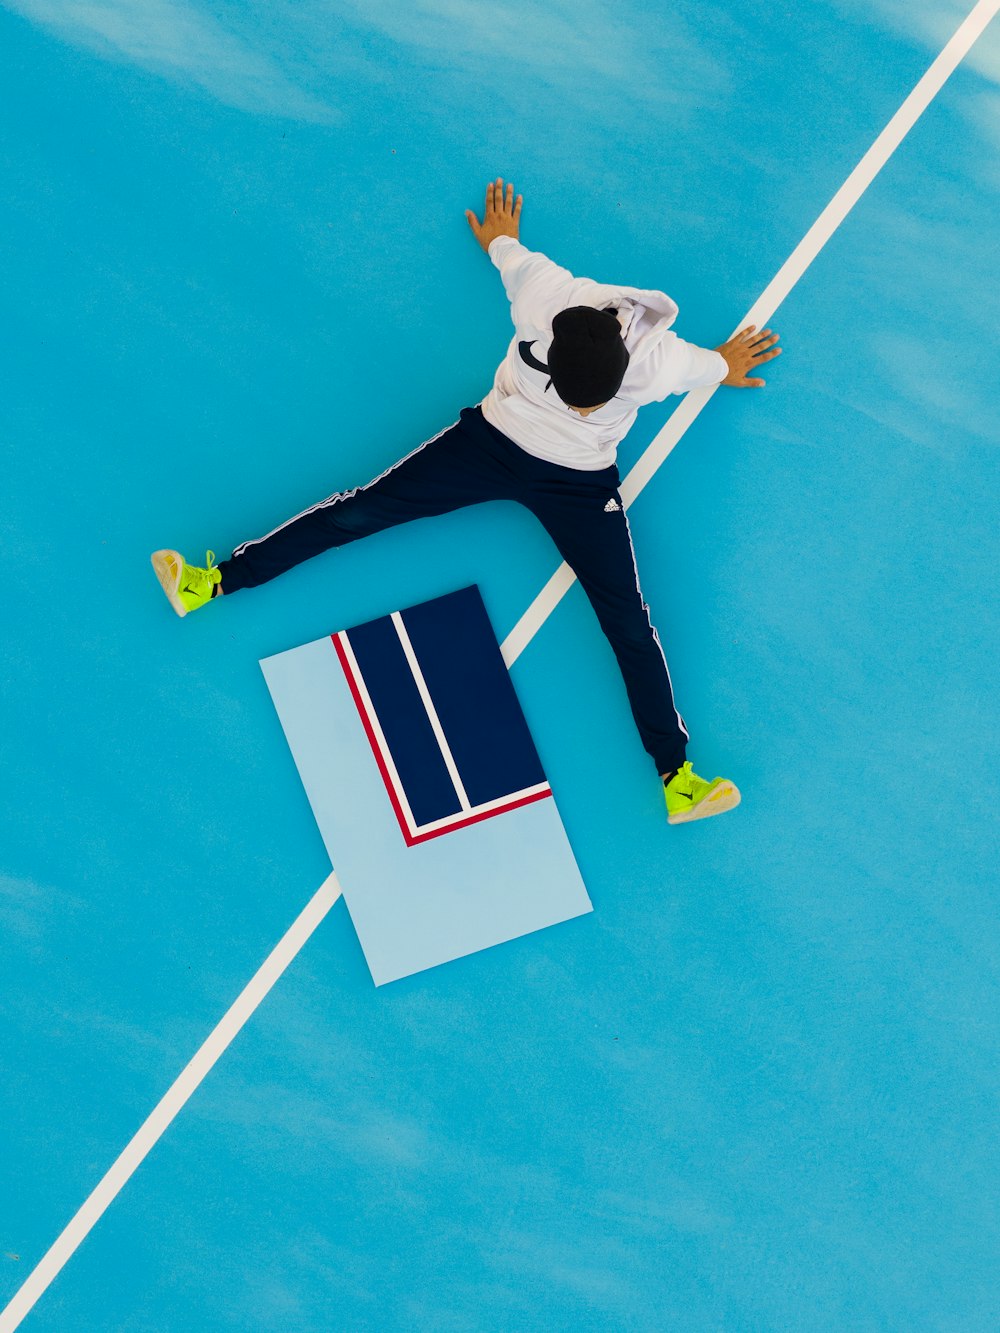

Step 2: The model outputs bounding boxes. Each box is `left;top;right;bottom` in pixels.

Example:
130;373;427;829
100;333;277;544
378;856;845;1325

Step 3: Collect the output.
518;340;550;373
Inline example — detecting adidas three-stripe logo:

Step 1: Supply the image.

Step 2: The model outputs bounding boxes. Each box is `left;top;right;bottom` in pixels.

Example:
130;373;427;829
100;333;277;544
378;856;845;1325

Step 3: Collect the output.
604;498;621;512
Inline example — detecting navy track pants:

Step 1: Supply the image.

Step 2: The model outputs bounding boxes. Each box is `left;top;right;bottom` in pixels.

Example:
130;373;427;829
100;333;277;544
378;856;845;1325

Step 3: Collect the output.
218;405;689;775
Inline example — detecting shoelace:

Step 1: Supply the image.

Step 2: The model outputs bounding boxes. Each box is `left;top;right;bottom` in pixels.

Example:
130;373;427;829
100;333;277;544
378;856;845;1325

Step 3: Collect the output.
182;552;219;595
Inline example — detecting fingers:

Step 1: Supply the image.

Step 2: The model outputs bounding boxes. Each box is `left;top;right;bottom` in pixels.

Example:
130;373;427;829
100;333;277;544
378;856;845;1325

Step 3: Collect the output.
754;348;781;363
485;177;521;215
744;328;782;367
721;325;783;387
739;326;773;344
749;329;779;350
503;182;523;217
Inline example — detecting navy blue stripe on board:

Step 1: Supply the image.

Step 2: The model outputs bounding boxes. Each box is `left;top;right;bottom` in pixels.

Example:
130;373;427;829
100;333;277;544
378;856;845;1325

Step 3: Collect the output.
398;586;547;808
345;615;462;829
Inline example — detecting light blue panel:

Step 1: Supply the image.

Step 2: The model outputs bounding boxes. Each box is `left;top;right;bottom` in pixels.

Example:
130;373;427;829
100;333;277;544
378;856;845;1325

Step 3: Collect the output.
260;634;591;985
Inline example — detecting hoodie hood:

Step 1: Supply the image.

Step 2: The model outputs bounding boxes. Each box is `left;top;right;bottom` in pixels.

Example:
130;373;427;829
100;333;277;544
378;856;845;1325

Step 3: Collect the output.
585;280;680;364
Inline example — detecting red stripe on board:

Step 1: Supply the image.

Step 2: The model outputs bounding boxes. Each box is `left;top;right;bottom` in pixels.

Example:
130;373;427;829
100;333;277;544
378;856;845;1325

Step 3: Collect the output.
333;632;553;849
332;632;416;846
407;787;552;845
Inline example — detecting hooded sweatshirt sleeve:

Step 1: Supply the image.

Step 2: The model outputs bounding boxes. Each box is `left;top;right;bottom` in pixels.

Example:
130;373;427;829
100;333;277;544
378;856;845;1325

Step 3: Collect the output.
637;331;728;402
488;236;581;329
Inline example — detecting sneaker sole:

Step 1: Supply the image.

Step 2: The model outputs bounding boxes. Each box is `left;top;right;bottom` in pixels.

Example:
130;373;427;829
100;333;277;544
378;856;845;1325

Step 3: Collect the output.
667;781;741;825
150;549;188;618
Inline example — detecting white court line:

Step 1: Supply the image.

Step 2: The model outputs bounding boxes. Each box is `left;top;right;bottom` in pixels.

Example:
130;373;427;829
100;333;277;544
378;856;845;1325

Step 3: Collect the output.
0;876;342;1333
4;5;997;1326
500;0;1000;668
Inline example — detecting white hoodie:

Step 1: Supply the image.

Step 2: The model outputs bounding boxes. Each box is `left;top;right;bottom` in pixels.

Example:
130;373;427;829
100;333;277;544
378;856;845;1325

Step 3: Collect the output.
480;235;727;471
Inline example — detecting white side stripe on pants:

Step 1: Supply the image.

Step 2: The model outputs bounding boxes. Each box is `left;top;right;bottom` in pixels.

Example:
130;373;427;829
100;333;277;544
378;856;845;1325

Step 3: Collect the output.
623;510;690;742
231;420;460;557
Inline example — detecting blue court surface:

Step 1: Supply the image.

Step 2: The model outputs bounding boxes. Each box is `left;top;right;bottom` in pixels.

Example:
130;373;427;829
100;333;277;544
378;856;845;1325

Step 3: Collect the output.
2;1;999;1329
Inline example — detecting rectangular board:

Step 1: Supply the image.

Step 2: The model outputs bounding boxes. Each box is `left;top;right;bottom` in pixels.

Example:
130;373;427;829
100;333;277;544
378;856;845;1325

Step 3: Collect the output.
261;586;592;985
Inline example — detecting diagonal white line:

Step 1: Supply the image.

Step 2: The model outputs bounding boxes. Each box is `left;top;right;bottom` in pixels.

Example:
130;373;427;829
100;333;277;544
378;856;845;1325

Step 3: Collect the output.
500;0;1000;668
5;4;997;1327
0;876;343;1333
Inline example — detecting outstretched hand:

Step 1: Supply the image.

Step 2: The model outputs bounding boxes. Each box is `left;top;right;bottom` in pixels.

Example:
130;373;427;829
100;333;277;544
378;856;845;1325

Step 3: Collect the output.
715;325;782;387
466;177;523;253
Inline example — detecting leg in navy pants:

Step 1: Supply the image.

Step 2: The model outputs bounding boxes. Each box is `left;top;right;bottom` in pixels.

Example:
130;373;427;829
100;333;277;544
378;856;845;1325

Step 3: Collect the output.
218;406;689;775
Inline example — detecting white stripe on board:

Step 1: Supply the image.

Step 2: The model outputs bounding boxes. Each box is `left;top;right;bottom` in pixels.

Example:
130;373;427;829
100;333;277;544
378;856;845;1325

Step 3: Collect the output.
0;875;343;1333
390;611;472;812
412;780;552;836
5;5;997;1327
500;0;1000;667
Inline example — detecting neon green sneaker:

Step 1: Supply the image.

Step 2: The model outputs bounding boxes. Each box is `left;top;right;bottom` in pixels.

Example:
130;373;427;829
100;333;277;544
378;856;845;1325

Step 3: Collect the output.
151;549;221;617
664;761;741;825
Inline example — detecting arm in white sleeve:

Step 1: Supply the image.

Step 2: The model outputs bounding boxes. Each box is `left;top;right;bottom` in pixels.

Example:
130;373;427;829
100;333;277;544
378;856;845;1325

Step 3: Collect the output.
487;236;579;328
640;332;728;402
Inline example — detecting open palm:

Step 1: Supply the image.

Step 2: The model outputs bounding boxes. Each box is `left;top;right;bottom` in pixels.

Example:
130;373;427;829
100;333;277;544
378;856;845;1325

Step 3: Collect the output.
466;176;523;253
715;325;782;387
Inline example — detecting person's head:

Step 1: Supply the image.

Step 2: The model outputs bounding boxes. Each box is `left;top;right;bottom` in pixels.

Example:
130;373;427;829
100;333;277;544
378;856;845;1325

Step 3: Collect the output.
547;305;628;413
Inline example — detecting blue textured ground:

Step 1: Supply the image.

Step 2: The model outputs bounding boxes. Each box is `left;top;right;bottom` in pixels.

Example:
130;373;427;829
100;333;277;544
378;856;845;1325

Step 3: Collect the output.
2;2;999;1329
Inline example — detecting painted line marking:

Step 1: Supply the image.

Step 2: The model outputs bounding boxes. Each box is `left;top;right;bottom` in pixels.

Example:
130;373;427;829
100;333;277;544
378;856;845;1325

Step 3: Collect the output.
500;0;1000;667
0;875;343;1333
5;3;998;1325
